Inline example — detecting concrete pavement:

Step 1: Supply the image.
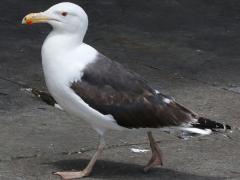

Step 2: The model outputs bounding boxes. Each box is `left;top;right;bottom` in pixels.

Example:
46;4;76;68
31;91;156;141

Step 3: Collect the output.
0;0;240;179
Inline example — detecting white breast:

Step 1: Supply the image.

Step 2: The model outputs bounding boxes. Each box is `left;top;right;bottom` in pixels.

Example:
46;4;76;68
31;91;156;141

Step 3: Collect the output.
41;33;123;132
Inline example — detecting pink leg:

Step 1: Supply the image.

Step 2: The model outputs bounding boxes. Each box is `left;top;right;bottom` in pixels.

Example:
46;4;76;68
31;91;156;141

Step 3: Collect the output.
54;136;105;179
144;131;163;172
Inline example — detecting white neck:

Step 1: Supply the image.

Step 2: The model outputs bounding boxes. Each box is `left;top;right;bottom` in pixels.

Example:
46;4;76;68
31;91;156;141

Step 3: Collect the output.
41;30;98;86
45;31;83;51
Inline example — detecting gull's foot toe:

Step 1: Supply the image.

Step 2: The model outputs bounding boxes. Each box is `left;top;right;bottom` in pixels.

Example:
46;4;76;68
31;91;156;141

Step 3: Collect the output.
54;170;89;179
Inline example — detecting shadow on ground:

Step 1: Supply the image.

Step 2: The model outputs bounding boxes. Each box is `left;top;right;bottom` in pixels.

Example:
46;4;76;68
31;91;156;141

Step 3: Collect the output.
52;159;225;180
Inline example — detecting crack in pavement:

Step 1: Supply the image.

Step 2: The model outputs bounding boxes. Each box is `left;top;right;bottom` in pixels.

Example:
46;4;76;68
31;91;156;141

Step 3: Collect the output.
0;92;8;96
2;64;240;97
0;76;28;88
2;131;236;163
140;63;240;96
0;131;237;163
0;141;160;163
4;134;236;163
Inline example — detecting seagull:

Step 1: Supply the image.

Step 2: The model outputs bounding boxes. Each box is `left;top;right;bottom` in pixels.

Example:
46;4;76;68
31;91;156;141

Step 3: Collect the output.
22;2;231;179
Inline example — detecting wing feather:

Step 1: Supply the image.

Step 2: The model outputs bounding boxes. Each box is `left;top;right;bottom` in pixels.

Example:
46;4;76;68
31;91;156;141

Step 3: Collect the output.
70;53;197;128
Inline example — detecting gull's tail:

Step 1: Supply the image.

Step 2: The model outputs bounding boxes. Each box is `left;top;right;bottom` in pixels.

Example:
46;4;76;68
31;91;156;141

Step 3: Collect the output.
192;117;231;131
178;116;232;138
24;88;63;110
31;88;57;106
171;101;232;136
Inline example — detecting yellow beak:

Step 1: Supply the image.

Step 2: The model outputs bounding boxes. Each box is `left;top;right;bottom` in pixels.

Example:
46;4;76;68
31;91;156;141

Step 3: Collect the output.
22;12;50;25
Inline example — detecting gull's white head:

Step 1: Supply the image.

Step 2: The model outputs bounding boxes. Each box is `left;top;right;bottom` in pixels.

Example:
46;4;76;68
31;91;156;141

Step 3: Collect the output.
22;2;88;36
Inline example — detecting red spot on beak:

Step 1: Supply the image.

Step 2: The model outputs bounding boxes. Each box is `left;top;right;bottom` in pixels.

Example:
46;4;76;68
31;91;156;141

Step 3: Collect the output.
26;20;33;25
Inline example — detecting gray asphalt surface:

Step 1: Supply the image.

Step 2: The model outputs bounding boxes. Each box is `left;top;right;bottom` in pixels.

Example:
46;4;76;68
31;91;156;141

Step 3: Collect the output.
0;0;240;179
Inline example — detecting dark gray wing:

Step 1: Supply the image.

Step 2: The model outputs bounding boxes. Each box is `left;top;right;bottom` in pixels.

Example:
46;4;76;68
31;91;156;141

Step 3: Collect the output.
71;53;197;128
31;88;57;106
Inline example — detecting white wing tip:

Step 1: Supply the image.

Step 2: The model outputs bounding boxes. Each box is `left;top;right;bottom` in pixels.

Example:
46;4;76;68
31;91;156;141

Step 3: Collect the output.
54;104;63;110
179;127;212;135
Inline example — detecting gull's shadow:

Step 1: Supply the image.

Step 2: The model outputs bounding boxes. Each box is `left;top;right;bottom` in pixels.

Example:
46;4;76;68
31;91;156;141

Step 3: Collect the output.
52;159;226;180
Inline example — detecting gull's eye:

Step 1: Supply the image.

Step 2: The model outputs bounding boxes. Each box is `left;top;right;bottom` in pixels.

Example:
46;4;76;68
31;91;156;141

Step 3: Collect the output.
61;12;68;16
